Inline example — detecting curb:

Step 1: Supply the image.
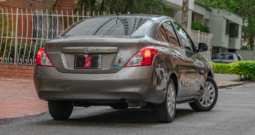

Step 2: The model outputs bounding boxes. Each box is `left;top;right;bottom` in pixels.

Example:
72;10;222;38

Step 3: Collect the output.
217;82;244;89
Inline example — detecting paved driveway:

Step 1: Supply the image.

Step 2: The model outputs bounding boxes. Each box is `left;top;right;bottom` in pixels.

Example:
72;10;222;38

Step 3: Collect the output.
0;78;48;119
1;83;255;135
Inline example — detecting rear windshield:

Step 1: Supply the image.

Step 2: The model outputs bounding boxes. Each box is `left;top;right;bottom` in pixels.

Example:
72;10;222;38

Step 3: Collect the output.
61;17;153;37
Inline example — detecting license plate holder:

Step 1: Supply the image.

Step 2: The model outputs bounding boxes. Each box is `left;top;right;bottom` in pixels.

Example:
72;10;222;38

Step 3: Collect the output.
74;55;102;69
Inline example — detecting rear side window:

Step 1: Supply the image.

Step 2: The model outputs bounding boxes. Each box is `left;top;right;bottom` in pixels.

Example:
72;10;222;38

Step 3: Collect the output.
61;17;153;37
223;54;234;60
160;22;179;46
237;54;242;61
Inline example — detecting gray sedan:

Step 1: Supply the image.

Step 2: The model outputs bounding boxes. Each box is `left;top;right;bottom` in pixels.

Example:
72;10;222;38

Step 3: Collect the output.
33;14;218;123
211;52;243;63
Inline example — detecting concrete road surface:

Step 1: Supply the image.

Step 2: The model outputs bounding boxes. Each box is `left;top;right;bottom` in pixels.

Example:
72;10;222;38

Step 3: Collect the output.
1;83;255;135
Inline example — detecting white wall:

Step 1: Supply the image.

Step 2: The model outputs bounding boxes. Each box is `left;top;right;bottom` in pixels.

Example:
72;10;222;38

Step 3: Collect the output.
173;10;193;29
166;0;194;10
236;50;254;60
173;10;182;24
194;13;204;23
205;10;211;20
188;10;192;29
207;12;224;48
223;14;243;26
193;3;206;16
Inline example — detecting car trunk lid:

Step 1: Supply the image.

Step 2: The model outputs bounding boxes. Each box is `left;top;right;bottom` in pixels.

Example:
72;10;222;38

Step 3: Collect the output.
45;36;140;74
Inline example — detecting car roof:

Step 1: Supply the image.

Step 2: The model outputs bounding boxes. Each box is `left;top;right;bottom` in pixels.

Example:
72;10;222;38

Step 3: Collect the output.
215;52;237;55
88;14;175;23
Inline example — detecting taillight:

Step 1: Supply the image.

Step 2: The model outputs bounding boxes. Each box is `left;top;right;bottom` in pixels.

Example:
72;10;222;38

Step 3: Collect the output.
125;47;158;67
35;48;54;67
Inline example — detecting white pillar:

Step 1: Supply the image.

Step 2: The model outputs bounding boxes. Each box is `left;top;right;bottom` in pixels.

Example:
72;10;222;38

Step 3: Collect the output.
188;10;192;30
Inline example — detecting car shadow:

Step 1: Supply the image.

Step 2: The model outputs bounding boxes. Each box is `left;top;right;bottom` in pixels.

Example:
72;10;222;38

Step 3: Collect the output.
34;107;196;127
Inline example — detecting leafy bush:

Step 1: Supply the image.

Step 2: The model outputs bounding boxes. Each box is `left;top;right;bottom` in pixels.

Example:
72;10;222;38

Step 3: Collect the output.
212;63;231;74
241;45;249;50
192;21;210;33
213;61;255;80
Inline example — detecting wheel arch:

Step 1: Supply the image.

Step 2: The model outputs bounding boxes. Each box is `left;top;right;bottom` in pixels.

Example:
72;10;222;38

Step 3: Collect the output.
170;73;178;95
207;71;213;78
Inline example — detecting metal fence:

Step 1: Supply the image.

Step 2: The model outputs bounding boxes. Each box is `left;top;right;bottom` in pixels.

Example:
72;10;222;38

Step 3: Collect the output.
0;8;213;65
0;8;91;65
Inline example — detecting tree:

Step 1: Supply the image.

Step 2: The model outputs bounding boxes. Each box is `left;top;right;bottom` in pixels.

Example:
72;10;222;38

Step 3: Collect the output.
197;0;255;60
73;0;165;16
181;0;189;29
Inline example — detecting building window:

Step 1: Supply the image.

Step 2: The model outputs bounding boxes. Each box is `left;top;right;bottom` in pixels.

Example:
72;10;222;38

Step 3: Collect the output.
192;13;195;22
226;20;229;35
229;23;239;37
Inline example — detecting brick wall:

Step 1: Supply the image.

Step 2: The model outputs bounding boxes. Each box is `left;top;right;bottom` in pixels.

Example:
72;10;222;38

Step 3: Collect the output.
0;64;34;79
0;0;76;11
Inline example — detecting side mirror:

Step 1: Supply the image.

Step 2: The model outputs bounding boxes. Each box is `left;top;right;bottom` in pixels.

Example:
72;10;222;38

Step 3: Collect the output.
197;43;208;52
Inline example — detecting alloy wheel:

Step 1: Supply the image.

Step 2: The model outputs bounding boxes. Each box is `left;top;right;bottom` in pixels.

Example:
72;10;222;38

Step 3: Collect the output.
199;81;216;107
167;83;176;117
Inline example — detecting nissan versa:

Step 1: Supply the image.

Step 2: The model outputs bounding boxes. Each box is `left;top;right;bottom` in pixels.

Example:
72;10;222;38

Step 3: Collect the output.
33;15;218;123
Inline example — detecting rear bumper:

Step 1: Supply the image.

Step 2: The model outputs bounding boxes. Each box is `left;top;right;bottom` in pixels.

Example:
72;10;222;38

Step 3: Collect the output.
33;66;165;104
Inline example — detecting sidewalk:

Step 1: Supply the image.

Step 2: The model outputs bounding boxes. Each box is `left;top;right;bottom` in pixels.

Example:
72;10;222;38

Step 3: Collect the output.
0;74;245;119
0;78;48;119
214;73;244;88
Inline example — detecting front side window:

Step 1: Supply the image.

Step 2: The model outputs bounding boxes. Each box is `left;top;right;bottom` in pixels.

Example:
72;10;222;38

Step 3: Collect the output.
61;17;153;37
212;54;220;60
173;23;194;51
220;54;225;59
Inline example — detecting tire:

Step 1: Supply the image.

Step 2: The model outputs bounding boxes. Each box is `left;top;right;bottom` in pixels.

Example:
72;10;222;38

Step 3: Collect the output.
189;76;218;111
154;78;176;123
110;103;128;109
48;101;73;120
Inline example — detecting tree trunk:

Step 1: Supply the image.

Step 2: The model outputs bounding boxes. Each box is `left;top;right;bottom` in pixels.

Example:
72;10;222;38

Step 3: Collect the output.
181;0;189;29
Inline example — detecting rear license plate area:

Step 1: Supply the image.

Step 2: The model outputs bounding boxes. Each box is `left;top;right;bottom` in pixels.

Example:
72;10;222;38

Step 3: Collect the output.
74;55;102;69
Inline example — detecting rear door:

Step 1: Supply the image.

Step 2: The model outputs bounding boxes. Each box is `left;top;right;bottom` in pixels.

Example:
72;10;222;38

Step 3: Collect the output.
173;22;206;97
157;20;189;98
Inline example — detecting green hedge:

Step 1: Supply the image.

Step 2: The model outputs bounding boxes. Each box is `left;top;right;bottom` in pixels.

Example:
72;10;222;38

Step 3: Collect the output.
212;61;255;80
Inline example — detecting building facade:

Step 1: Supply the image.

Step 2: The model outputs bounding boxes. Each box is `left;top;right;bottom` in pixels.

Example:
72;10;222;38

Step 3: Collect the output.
164;0;243;55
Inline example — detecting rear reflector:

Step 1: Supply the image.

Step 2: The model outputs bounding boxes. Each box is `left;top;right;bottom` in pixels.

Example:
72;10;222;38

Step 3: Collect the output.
125;47;158;67
36;48;54;67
